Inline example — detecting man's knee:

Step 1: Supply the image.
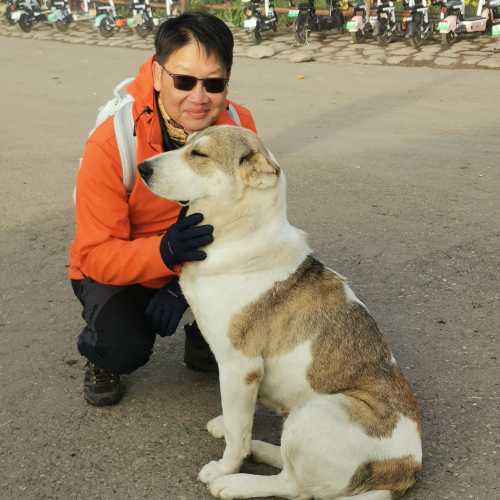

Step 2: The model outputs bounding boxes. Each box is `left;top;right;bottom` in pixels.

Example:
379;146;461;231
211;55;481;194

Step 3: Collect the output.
78;326;154;374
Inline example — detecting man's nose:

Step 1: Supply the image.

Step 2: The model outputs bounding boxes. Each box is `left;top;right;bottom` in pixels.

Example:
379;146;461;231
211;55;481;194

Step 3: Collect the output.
189;81;209;101
138;161;153;183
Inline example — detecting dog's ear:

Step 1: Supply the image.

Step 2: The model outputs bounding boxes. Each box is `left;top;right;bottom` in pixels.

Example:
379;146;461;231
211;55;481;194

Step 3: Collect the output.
239;150;280;189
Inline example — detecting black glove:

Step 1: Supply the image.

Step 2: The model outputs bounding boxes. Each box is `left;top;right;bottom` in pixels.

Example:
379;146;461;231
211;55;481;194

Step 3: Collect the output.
160;205;214;270
145;278;188;337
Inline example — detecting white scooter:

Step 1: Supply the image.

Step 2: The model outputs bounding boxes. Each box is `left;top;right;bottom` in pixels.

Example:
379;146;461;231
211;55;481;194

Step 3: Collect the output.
346;0;377;43
437;0;500;47
242;0;278;44
401;0;434;47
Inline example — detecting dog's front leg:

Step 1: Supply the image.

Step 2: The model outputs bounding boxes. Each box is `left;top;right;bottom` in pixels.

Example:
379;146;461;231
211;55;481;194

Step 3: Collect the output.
199;357;262;485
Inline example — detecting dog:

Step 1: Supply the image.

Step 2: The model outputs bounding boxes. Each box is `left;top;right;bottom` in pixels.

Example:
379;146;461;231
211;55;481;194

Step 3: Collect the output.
139;126;422;500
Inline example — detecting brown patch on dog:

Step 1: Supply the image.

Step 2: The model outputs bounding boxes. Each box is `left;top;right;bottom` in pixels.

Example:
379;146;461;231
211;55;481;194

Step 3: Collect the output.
245;370;263;385
346;455;422;498
308;304;421;438
229;256;346;357
229;256;421;438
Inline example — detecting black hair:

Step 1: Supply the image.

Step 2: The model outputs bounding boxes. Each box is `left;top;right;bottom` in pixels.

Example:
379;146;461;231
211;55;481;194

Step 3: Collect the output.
154;12;234;75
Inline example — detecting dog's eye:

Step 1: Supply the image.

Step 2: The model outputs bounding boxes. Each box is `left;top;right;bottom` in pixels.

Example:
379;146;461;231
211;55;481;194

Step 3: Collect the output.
239;152;253;165
191;150;208;158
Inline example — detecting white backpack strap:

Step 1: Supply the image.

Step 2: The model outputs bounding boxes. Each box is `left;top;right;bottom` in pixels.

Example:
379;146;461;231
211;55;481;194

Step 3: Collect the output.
227;103;241;127
113;97;136;193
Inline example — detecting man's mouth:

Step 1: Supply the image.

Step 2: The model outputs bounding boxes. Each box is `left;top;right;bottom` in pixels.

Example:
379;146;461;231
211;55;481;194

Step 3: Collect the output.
186;109;209;118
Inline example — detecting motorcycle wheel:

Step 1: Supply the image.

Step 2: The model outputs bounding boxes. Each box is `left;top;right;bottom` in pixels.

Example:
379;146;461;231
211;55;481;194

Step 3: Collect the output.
409;14;423;48
253;28;262;44
99;16;115;38
56;18;71;32
295;13;308;44
135;23;152;38
440;31;454;47
18;13;33;33
351;30;364;43
377;20;392;46
5;7;17;25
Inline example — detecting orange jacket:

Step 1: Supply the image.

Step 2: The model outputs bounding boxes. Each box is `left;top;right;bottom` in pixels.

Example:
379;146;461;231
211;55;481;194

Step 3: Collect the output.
68;56;257;288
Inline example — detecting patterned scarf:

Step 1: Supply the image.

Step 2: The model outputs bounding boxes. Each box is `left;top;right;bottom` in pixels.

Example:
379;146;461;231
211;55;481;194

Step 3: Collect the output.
157;96;189;147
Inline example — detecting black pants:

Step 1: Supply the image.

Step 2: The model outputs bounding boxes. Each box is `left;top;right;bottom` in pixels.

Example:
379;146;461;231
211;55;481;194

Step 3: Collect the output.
72;278;158;374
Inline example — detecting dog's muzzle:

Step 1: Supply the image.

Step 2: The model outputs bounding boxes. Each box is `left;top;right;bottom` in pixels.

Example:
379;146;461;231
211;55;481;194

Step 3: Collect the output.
138;161;153;184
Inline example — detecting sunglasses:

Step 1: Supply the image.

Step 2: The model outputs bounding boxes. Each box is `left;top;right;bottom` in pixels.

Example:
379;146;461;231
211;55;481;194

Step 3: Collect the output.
160;65;228;94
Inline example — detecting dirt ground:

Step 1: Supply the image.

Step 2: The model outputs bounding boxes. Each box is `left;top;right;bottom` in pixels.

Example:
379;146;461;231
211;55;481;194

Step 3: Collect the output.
0;37;499;500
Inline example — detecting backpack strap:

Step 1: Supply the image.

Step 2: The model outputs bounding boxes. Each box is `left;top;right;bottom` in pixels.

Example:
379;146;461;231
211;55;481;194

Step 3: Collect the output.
112;99;240;195
113;97;137;194
227;103;241;127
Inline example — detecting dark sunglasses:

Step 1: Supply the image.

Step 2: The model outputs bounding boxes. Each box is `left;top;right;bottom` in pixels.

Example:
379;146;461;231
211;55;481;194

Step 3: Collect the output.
159;65;228;94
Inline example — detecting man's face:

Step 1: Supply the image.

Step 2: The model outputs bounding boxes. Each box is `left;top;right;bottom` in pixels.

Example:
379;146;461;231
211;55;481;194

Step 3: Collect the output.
153;42;229;133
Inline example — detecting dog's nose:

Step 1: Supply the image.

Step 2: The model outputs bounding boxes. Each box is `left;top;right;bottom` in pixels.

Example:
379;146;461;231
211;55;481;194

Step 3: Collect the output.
138;161;153;183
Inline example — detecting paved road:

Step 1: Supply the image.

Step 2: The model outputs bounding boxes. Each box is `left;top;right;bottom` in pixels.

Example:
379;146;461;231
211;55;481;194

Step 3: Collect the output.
1;11;500;69
0;36;499;500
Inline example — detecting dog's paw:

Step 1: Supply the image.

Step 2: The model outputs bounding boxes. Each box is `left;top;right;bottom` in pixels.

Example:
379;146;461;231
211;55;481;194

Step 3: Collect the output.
198;460;231;484
206;415;225;439
209;474;253;499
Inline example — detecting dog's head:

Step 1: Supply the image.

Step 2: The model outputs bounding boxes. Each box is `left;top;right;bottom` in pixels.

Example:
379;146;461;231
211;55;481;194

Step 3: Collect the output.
138;126;281;216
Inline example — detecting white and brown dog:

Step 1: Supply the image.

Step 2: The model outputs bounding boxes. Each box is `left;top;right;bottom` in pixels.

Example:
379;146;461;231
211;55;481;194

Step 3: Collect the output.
139;126;422;500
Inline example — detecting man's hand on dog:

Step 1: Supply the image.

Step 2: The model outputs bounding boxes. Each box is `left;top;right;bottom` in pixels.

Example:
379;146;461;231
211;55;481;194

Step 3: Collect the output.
160;205;214;270
145;278;188;337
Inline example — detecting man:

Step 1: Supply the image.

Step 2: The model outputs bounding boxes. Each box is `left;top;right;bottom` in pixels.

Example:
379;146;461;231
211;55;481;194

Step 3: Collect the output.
68;12;257;406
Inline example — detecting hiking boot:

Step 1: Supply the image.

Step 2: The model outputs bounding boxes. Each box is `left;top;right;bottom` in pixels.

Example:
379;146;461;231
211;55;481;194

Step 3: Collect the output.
184;322;218;373
83;361;123;406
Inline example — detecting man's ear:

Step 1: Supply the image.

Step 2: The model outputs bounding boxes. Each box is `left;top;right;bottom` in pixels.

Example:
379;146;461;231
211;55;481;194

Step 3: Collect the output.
239;151;280;189
153;60;163;92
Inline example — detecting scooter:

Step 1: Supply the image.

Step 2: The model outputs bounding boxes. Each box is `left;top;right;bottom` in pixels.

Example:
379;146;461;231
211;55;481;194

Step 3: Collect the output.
294;0;345;45
11;0;48;32
94;0;126;38
346;0;376;43
4;0;22;25
128;0;157;38
242;0;278;44
437;0;500;47
401;0;433;47
11;0;72;32
374;0;403;45
49;0;73;31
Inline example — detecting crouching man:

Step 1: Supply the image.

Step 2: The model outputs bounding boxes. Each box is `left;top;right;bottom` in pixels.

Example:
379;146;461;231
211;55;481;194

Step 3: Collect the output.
68;12;257;406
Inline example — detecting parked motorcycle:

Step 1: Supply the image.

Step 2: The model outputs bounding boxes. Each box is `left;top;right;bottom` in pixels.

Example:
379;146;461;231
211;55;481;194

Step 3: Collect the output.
4;0;22;25
294;0;345;44
242;0;278;44
50;0;72;31
436;0;500;47
129;0;156;38
346;0;376;43
11;0;73;32
374;0;402;45
401;0;433;47
94;0;124;37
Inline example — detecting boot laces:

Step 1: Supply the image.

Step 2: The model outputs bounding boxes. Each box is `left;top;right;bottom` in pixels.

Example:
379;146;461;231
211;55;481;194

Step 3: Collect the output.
88;363;118;387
